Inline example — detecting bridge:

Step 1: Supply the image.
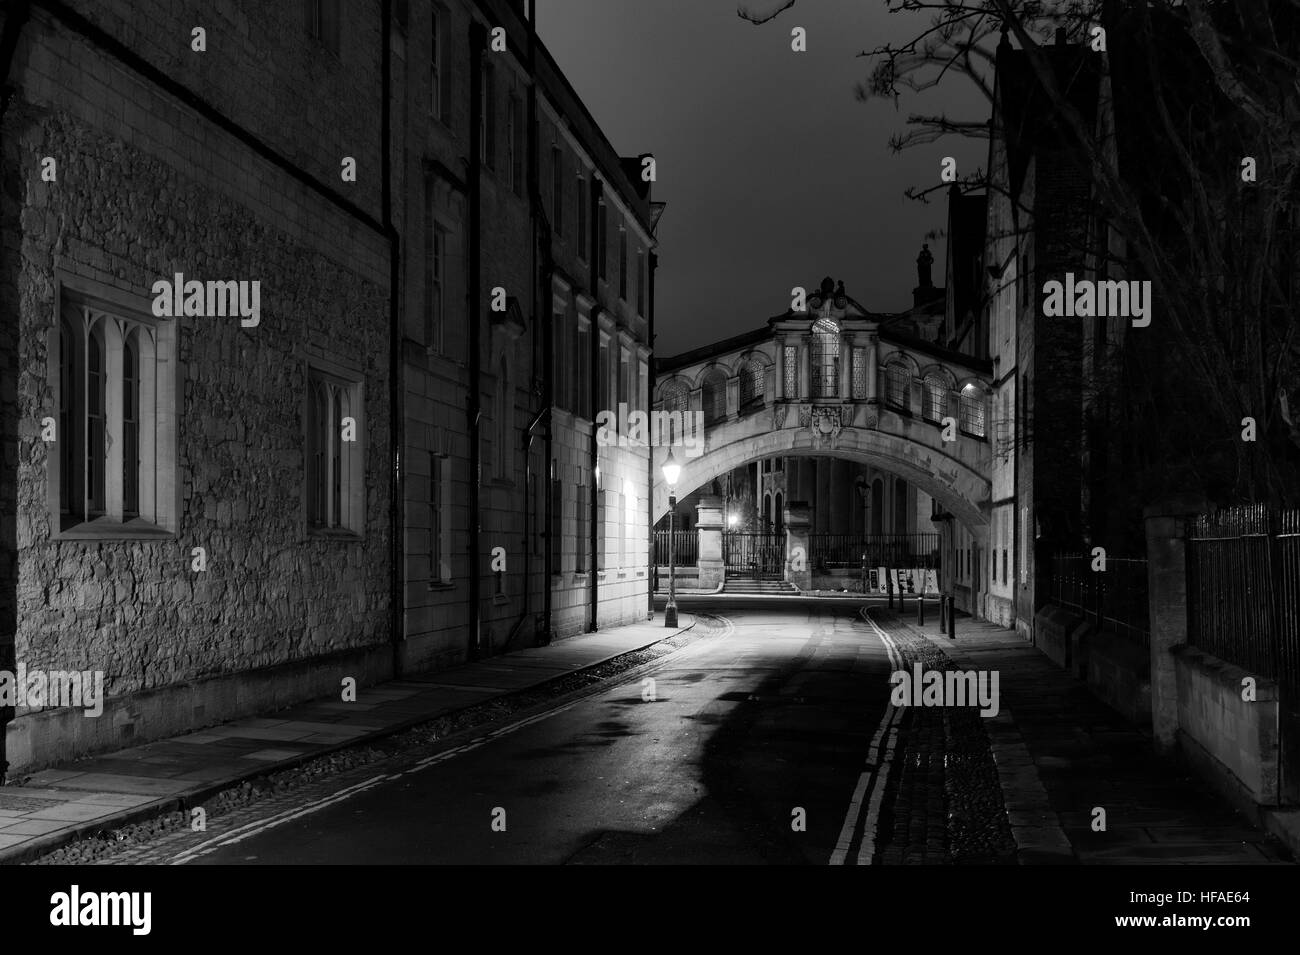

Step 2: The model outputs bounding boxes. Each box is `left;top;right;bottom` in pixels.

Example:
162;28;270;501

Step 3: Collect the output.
651;276;994;594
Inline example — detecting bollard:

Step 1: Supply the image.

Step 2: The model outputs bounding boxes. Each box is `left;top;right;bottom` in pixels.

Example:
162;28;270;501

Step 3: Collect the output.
939;592;948;630
917;590;925;625
946;594;956;639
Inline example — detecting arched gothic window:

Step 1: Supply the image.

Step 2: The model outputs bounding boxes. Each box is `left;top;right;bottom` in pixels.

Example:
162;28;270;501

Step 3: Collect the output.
701;368;727;425
811;318;839;398
922;374;948;423
959;383;986;437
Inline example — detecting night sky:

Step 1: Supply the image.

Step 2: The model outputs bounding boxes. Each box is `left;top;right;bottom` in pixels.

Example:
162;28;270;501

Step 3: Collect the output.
539;0;989;357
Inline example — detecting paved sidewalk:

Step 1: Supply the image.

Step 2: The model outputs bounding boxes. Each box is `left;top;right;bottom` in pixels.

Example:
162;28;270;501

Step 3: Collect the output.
0;614;695;864
888;610;1294;865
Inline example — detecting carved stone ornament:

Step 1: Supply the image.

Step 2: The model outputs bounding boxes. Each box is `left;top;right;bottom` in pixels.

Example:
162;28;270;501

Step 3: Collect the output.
773;403;789;429
800;405;844;446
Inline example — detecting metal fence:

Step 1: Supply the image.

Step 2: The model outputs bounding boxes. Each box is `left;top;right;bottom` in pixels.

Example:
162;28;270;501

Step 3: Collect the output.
723;532;785;579
1048;551;1150;647
1186;505;1300;696
653;530;698;567
808;533;941;570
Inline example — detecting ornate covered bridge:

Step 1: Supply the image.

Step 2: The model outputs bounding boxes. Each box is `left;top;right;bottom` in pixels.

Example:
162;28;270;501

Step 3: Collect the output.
651;277;994;590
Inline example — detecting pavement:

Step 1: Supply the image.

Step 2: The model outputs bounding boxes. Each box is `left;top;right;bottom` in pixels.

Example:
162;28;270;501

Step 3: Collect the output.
0;613;695;865
890;609;1297;864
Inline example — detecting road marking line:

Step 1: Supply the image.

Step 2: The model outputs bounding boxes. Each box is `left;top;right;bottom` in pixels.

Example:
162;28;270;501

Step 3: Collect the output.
169;774;393;865
167;621;734;865
830;608;904;865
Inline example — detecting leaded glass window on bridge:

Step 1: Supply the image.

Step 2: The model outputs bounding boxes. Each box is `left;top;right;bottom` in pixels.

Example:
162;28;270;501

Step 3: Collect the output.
811;318;839;398
783;345;798;397
852;346;867;399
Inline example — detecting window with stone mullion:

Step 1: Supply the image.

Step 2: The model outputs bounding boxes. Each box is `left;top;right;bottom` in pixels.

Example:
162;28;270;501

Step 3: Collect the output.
60;307;160;527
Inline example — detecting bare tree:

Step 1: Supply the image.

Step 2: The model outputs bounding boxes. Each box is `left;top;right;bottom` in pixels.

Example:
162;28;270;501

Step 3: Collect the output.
742;0;1300;506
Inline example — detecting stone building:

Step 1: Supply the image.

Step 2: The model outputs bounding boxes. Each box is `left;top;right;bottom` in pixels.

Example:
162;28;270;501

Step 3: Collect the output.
980;30;1109;638
396;0;659;659
0;0;659;775
0;1;393;773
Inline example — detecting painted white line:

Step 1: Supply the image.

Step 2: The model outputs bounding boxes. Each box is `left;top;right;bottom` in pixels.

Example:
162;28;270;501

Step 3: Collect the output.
830;608;905;865
169;773;393;865
170;622;731;865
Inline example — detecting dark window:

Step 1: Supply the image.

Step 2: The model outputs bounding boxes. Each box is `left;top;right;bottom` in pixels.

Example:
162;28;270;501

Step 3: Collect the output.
922;375;947;422
551;146;563;236
508;96;524;197
637;250;646;316
618;227;628;300
599;342;611;414
429;453;444;583
306;371;362;532
597;197;608;280
739;361;764;410
702;369;727;425
576;324;590;419
424;178;447;352
576;480;587;571
959;383;986;437
122;329;139;517
885;363;909;410
85;322;106;516
811;318;838;397
577;177;588;259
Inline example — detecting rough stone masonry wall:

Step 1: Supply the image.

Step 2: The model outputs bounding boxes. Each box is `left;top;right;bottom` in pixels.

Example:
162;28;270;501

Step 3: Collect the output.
4;4;392;767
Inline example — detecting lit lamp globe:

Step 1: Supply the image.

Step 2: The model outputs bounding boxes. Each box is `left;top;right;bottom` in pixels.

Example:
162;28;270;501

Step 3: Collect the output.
661;451;681;490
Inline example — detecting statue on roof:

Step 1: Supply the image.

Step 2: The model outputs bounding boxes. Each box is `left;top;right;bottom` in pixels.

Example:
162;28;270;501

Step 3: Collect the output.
916;243;934;289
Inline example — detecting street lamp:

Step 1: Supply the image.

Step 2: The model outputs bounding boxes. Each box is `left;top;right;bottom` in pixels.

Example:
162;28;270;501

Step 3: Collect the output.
662;450;681;627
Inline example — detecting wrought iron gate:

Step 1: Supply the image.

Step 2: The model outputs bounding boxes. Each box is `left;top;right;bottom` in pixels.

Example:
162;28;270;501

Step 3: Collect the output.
724;532;784;580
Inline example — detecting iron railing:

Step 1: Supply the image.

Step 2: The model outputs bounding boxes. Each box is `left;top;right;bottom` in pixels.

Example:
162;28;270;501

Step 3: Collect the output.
1187;505;1300;695
1048;551;1150;648
653;529;698;567
723;532;785;579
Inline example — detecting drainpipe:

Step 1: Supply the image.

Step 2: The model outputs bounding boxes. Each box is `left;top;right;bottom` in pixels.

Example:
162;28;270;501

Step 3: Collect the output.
506;0;542;650
0;0;32;784
588;176;603;633
381;0;404;680
646;249;657;619
468;21;485;660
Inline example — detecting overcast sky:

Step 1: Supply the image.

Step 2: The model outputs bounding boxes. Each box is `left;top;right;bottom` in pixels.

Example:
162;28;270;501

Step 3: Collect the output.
539;0;989;357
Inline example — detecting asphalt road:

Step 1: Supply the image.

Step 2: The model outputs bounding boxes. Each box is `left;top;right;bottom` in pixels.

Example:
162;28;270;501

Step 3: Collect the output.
182;599;895;864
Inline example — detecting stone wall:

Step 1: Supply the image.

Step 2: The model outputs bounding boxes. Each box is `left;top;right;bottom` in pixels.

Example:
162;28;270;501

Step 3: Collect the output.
1172;645;1279;819
3;2;392;770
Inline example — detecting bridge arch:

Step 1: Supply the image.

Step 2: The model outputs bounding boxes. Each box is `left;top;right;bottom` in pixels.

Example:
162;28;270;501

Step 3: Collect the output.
653;427;990;548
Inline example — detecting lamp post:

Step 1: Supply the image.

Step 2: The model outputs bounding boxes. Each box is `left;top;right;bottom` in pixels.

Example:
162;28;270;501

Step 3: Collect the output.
662;450;681;628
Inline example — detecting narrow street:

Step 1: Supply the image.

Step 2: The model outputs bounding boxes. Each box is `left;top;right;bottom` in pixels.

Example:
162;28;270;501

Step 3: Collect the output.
25;599;1290;866
71;599;1007;865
